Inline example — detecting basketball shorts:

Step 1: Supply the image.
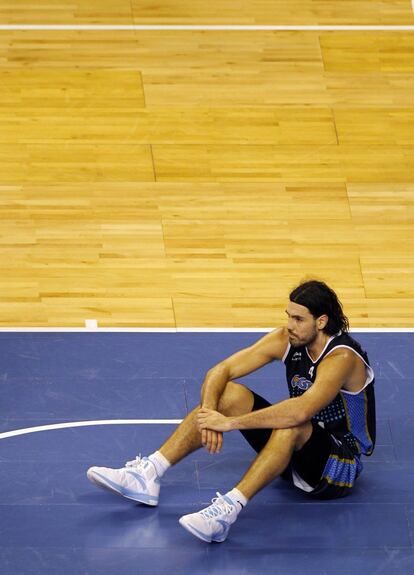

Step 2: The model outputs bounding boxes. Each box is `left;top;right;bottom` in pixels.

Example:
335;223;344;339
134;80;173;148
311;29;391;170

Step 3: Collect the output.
240;391;363;499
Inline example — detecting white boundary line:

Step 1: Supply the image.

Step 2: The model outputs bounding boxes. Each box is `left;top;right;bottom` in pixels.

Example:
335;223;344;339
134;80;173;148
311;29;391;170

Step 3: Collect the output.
0;327;413;332
0;419;182;440
0;24;414;31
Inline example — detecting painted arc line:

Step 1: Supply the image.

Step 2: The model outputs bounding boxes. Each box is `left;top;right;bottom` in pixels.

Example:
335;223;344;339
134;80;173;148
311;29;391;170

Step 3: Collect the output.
0;24;414;31
0;419;183;441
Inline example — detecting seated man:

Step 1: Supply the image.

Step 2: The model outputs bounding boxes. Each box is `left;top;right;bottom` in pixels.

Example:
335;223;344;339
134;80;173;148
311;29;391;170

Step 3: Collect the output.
87;279;376;543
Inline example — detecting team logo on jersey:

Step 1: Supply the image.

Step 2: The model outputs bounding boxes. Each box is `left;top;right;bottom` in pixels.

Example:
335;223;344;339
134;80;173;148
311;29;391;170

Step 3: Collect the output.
291;374;312;391
292;352;302;360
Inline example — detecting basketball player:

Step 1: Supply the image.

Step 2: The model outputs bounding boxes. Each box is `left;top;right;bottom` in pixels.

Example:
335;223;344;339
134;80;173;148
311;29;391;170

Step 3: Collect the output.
87;280;376;543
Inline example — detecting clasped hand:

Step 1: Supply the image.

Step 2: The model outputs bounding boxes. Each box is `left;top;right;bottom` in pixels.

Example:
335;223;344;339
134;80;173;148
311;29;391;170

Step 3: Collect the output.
197;408;232;454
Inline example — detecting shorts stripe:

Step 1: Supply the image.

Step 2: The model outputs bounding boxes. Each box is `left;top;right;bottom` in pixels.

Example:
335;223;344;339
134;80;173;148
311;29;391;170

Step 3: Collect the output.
321;453;362;490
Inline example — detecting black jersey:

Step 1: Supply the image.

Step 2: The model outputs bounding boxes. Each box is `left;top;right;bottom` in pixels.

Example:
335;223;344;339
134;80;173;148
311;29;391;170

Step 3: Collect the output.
283;331;376;456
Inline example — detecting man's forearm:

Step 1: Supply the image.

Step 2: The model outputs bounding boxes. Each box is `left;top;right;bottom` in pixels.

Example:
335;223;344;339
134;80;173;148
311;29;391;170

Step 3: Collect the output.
200;364;230;409
229;397;307;430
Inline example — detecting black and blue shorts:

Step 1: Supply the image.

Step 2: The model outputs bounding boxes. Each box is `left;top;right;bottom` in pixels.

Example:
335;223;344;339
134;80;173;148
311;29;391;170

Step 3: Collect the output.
240;391;362;499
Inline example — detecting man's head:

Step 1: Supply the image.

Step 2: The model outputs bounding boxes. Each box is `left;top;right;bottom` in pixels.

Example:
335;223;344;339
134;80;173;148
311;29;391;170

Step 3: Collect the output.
286;280;349;347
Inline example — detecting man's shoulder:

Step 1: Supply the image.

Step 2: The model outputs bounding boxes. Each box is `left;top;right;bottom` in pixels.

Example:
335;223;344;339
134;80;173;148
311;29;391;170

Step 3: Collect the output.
258;327;289;361
327;332;368;359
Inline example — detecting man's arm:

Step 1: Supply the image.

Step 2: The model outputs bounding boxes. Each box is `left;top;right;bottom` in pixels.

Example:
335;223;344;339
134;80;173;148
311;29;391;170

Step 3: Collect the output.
201;327;289;410
198;348;355;432
199;327;288;454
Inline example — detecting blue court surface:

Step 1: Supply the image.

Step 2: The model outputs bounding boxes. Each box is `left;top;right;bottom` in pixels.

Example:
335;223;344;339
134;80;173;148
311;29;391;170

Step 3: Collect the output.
0;331;413;574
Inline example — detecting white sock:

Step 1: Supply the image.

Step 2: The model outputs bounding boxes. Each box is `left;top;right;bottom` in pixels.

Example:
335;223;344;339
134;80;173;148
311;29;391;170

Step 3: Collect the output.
225;488;248;513
148;451;171;478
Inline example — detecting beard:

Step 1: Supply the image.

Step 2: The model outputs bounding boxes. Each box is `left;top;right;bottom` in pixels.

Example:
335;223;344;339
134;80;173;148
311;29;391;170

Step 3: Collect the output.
289;328;318;348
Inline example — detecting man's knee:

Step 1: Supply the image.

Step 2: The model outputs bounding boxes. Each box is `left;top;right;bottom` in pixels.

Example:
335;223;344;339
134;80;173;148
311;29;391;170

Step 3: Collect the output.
217;382;254;416
268;421;313;451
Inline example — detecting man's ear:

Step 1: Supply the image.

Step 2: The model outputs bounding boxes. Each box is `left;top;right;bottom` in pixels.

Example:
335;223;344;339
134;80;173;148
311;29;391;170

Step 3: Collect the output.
317;314;329;331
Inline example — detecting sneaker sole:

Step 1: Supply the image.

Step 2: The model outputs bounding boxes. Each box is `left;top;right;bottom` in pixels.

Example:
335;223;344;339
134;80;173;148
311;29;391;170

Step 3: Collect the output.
179;517;213;543
87;469;158;506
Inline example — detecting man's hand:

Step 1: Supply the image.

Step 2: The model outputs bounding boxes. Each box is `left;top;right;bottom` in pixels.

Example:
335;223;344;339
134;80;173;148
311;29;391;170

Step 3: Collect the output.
201;428;223;454
198;408;233;433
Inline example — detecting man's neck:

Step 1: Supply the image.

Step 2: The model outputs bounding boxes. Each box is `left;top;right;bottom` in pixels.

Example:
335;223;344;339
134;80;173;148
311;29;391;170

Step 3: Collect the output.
306;332;332;362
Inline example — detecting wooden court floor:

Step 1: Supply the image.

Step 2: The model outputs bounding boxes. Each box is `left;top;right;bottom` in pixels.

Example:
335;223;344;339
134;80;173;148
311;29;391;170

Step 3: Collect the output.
0;1;413;327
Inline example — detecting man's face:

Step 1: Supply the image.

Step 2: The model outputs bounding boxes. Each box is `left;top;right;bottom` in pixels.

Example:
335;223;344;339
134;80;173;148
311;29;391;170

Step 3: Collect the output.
285;301;321;347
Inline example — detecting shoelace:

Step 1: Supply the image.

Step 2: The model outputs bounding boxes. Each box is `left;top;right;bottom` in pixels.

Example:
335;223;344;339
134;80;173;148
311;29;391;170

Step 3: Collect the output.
125;454;146;469
200;492;233;520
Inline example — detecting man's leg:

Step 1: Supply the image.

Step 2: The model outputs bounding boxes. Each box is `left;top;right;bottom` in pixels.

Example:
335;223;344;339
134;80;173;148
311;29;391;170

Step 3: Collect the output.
236;422;313;500
87;382;254;504
179;421;313;543
159;381;254;464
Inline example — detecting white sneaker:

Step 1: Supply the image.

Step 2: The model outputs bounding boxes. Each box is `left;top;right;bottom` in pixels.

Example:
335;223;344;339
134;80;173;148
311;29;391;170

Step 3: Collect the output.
179;493;239;543
87;456;160;506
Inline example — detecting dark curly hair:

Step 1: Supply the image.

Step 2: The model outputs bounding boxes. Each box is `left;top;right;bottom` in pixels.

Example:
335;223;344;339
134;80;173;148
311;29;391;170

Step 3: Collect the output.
289;280;349;335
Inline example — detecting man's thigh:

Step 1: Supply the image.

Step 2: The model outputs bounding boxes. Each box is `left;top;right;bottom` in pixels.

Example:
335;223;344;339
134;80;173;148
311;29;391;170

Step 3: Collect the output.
238;391;273;452
238;391;361;500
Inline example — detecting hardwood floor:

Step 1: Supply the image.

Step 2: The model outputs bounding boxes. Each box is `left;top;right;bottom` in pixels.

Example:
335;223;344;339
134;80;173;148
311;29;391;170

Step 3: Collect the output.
0;4;413;326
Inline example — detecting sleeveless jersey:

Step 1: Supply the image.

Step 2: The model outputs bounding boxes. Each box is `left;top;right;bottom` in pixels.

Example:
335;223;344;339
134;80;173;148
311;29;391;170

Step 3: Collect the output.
283;332;376;456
